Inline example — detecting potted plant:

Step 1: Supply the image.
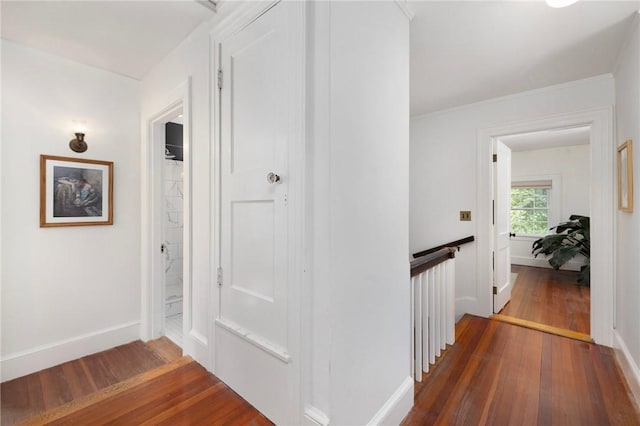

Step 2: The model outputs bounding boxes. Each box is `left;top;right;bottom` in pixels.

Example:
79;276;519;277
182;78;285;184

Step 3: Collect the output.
531;215;590;286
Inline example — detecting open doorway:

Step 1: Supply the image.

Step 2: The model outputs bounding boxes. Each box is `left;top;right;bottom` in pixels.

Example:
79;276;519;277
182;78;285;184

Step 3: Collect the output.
162;112;185;347
493;126;591;338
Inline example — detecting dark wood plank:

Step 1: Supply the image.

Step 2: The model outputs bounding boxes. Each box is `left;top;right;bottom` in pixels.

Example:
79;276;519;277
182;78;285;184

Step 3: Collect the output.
402;315;640;425
146;336;183;362
1;340;169;425
500;265;590;335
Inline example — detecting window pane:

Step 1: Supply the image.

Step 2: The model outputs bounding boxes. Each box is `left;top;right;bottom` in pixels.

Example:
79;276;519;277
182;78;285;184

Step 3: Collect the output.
510;186;549;235
533;188;548;208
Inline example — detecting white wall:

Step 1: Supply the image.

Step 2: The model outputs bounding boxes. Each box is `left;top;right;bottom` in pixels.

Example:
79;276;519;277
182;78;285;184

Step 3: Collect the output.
613;12;640;403
311;2;413;424
1;40;141;381
410;75;615;319
510;144;590;269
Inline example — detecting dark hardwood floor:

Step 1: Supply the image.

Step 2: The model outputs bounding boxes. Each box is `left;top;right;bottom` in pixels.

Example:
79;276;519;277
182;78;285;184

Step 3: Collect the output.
403;314;639;425
1;339;171;425
5;315;637;425
500;265;590;335
1;338;270;426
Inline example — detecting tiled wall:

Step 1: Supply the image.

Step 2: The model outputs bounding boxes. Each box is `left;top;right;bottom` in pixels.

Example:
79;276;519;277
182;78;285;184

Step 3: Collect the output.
164;159;183;314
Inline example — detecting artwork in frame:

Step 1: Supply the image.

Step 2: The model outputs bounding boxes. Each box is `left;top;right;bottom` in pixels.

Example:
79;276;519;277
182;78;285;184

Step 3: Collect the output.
40;155;114;227
617;140;633;212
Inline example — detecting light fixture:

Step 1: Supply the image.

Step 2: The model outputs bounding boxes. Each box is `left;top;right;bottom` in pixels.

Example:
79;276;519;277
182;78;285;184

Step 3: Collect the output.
69;121;88;153
545;0;579;8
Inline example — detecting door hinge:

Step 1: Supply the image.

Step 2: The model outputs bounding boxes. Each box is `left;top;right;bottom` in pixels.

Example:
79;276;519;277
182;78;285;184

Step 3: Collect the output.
492;251;495;271
492;200;495;225
493;286;497;295
217;68;223;90
217;266;223;287
493;154;497;162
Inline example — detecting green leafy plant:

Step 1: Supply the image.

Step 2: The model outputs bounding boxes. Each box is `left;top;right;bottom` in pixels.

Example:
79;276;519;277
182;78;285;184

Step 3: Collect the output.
531;215;590;286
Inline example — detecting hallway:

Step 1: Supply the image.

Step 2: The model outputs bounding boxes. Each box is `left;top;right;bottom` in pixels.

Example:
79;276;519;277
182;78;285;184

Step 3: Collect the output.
403;315;639;425
501;265;590;335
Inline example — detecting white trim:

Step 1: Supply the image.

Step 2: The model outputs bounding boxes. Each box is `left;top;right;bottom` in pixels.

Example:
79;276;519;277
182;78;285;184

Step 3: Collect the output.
303;406;330;426
141;78;203;365
613;330;640;408
366;376;414;426
215;318;291;363
511;255;582;271
477;106;614;345
412;74;613;120
1;321;139;382
394;0;415;21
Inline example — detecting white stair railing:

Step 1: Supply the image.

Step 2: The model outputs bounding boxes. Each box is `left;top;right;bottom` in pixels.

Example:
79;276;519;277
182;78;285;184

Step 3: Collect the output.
410;248;456;381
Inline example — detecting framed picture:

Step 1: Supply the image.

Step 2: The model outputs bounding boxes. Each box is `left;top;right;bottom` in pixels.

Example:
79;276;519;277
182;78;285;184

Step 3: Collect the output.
617;140;633;212
40;155;114;227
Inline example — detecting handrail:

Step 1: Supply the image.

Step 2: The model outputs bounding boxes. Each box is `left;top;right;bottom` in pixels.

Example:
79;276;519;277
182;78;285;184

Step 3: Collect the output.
410;248;456;277
412;235;475;259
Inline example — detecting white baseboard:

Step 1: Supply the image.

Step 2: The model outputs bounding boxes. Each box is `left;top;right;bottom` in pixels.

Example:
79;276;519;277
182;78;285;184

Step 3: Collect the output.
613;330;640;408
367;376;414;425
303;405;330;426
1;321;140;382
183;329;209;370
511;255;582;271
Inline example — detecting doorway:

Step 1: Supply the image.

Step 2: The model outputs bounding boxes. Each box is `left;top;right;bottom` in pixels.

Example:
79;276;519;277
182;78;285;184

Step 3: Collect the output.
493;126;591;338
477;107;614;346
162;112;185;346
142;80;195;362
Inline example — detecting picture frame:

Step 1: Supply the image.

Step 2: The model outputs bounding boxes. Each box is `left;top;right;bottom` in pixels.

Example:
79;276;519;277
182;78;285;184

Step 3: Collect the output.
40;155;114;227
617;140;633;212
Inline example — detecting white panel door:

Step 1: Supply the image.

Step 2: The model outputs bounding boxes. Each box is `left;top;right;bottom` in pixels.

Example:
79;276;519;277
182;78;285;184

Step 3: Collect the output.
216;2;299;424
493;140;512;313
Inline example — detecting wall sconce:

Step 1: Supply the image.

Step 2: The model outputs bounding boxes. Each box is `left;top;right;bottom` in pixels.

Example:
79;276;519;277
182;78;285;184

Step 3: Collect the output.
69;121;88;153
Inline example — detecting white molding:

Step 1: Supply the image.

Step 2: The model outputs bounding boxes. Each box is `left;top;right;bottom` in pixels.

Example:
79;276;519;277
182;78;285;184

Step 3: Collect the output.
412;74;614;120
303;406;330;426
1;322;139;382
215;318;291;363
367;376;414;426
394;0;415;21
613;330;640;407
141;78;205;369
477;106;615;346
511;255;582;271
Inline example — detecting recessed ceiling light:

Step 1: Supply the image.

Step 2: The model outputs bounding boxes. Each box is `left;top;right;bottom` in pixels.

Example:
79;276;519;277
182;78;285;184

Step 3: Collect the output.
546;0;579;8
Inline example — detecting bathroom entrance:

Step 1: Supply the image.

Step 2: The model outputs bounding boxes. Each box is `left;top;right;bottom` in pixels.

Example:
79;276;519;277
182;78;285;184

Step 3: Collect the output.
162;111;185;346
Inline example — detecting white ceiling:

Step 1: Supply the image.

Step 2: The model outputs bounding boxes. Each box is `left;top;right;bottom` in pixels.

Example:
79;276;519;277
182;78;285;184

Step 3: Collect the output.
410;1;640;116
0;0;214;80
499;126;590;152
1;0;638;109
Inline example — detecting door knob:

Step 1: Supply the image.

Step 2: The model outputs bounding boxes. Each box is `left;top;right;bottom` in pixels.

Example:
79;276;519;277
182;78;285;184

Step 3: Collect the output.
267;172;281;184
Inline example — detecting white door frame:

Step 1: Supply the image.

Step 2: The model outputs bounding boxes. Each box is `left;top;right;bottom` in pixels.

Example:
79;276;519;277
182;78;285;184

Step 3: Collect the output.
210;1;305;423
476;106;615;346
141;79;195;353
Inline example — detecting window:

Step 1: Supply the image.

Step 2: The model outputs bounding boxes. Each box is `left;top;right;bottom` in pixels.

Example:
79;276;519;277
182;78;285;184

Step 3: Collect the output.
511;184;551;236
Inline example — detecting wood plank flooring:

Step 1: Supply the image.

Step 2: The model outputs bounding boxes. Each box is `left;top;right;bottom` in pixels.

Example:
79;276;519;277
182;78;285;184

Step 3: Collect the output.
500;265;590;335
1;338;270;426
1;339;171;425
403;314;639;425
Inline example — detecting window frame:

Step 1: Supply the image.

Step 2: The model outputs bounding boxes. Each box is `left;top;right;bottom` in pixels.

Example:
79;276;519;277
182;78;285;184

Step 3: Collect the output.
510;174;561;240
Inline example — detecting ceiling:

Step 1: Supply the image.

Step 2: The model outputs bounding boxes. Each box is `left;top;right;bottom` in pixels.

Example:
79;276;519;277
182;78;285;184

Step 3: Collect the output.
1;0;638;109
499;126;590;152
0;0;214;80
410;1;640;116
